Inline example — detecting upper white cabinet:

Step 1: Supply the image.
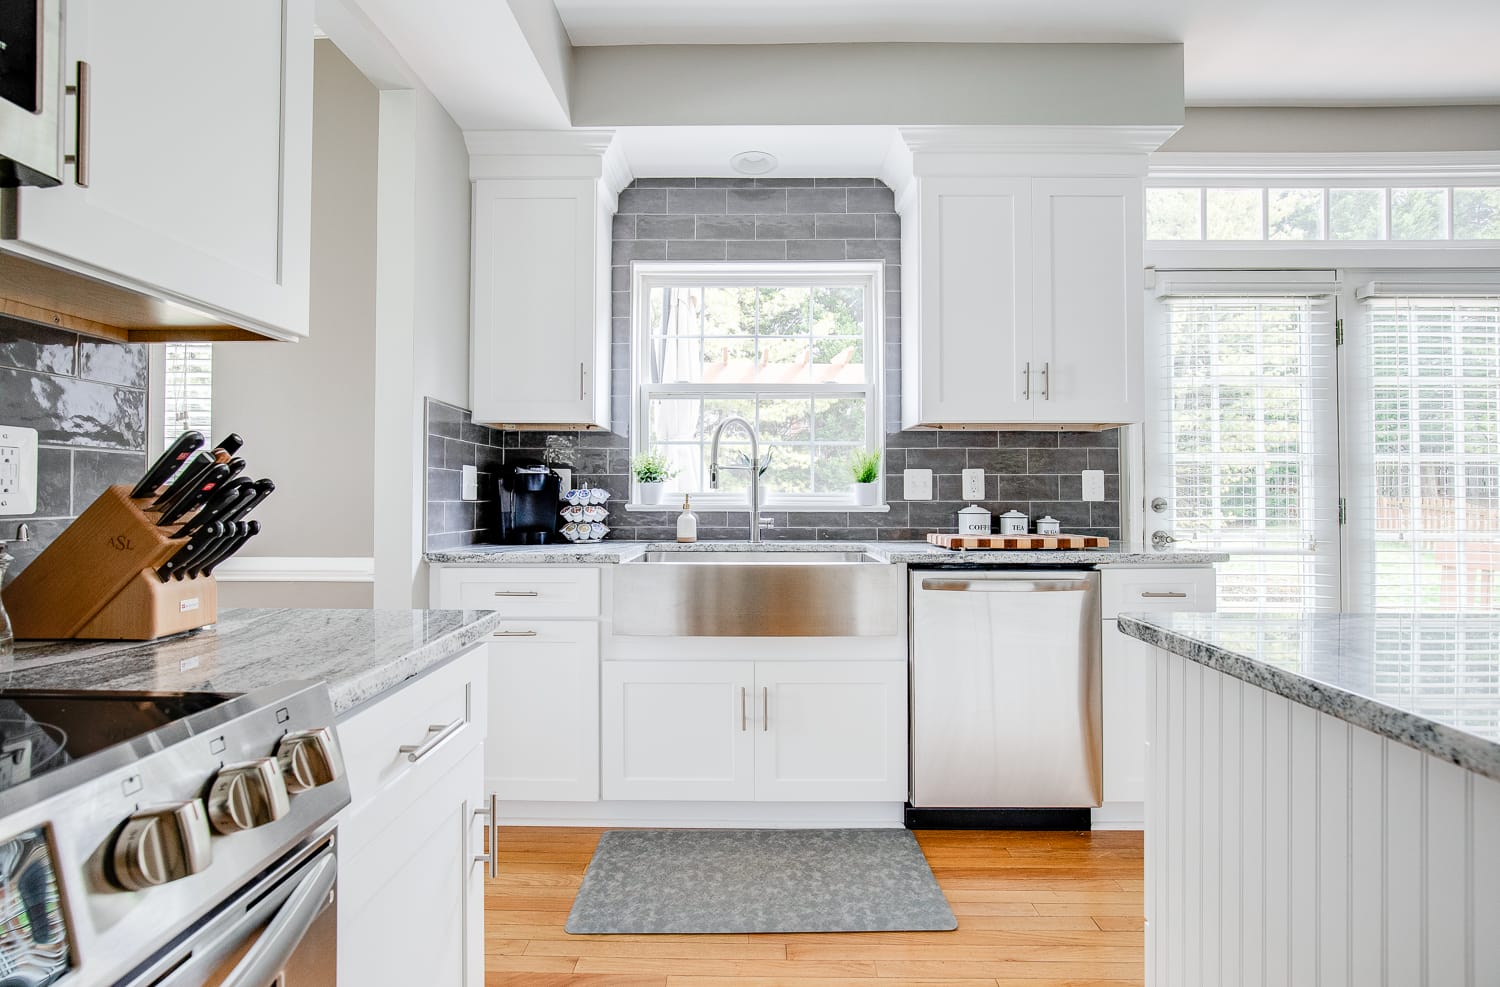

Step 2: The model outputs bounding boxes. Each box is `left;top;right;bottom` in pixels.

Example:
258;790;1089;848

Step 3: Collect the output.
894;129;1159;429
4;0;313;340
467;132;625;429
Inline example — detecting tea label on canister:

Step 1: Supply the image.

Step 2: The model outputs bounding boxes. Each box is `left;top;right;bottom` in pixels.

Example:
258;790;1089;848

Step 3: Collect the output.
998;510;1029;535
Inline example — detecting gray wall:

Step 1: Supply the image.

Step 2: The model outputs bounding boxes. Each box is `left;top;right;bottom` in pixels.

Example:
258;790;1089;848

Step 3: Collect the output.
1159;106;1500;153
0;316;148;583
424;177;1121;547
212;39;379;561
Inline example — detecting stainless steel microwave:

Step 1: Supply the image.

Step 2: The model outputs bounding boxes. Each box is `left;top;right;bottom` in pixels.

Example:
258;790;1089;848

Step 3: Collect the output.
0;0;64;187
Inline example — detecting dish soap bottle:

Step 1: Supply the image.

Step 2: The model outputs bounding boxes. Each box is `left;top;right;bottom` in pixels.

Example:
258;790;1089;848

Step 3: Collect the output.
676;496;698;543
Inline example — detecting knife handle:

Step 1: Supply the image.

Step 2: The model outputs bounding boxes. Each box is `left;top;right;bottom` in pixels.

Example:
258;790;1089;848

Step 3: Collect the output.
202;520;260;577
158;464;231;525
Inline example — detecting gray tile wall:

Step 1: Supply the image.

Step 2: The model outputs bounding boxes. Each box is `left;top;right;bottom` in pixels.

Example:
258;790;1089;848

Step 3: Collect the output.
0;314;149;583
423;176;1122;546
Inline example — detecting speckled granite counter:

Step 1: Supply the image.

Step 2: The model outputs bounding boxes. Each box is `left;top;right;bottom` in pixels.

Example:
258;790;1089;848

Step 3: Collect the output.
1118;612;1500;782
2;608;506;715
425;541;1226;567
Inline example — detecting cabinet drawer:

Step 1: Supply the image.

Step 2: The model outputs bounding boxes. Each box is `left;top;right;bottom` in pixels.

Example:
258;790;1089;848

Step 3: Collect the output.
437;567;600;617
337;647;487;813
1100;567;1217;619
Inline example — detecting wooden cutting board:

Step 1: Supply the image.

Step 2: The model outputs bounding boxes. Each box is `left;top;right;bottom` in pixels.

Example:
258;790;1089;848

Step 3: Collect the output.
927;532;1110;550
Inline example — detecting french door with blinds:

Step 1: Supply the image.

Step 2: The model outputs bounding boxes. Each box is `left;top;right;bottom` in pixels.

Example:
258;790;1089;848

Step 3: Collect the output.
1148;269;1500;613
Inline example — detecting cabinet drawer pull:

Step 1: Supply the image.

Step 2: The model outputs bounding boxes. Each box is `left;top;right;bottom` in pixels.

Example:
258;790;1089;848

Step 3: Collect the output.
493;630;538;637
1041;362;1051;401
398;718;464;763
64;61;90;188
1021;362;1031;400
1140;590;1189;599
473;793;498;879
740;687;747;732
492;590;539;597
762;687;769;732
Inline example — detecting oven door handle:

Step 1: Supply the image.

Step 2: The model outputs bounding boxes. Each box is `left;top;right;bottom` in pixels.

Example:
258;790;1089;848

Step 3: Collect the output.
220;853;337;987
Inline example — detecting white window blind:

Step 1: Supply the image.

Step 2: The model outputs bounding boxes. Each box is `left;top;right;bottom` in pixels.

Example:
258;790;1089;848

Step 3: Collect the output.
1346;286;1500;611
163;343;213;450
1148;274;1341;612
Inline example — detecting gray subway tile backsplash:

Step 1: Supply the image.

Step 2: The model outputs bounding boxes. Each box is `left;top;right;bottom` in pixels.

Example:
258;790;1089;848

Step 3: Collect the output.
421;176;1121;548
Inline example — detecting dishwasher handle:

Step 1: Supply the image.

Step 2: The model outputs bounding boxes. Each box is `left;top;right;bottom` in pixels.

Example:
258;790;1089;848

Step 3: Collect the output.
920;577;1093;593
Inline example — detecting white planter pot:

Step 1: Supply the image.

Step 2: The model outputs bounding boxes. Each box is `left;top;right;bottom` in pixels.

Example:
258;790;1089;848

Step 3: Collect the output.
638;481;666;506
851;481;880;507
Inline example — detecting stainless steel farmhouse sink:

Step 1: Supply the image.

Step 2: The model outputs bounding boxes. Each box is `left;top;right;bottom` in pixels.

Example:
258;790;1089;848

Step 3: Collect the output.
614;548;903;637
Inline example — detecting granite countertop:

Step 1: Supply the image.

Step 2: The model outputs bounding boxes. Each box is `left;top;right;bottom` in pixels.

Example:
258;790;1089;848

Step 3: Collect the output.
2;608;506;715
1118;612;1500;783
425;541;1227;566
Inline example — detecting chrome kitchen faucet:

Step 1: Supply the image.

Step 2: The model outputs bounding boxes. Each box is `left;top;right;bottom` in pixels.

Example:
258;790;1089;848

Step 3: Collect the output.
708;416;773;544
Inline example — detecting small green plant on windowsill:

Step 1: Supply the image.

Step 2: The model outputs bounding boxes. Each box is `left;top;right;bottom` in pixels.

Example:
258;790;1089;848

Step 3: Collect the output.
632;451;678;506
850;449;881;507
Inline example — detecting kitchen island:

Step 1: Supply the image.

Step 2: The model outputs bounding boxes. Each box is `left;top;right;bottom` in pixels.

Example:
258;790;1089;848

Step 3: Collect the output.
1118;612;1500;987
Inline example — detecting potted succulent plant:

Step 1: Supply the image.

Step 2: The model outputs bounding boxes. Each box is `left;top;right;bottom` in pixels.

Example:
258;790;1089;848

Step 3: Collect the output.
631;451;677;506
850;449;881;507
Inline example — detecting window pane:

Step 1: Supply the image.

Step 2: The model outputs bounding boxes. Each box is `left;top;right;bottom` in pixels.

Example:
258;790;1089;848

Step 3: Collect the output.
811;337;864;383
1454;187;1500;239
756;397;813;443
1391;188;1448;240
815;397;866;442
698;338;756;383
811;287;863;336
1205;189;1263;240
757;287;809;335
1329;188;1386;240
1267;188;1323;240
762;444;813;496
1146;188;1201;240
814;446;863;494
702;286;755;335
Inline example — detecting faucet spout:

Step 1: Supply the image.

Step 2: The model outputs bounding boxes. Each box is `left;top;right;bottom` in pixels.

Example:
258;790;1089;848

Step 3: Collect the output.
708;416;766;544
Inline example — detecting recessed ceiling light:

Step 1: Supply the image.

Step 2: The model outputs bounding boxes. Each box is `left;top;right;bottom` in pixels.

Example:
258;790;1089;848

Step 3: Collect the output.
730;151;777;176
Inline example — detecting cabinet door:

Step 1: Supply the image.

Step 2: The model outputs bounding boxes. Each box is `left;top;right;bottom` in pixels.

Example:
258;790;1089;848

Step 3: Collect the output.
471;178;609;427
1103;619;1152;805
1031;178;1142;425
488;621;599;801
601;660;754;801
10;0;312;339
339;745;487;987
753;661;908;802
907;177;1033;426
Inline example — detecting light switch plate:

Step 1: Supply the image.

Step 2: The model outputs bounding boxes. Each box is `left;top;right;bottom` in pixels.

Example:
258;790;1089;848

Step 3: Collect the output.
961;468;985;501
0;425;38;516
903;468;933;501
1082;469;1105;502
460;464;479;501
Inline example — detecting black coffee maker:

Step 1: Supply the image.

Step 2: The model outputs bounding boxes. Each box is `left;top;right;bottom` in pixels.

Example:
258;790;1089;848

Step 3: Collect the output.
499;462;561;544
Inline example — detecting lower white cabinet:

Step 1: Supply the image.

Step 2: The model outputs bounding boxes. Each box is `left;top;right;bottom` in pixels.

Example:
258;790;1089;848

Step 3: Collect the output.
336;647;488;986
602;659;908;803
487;620;599;801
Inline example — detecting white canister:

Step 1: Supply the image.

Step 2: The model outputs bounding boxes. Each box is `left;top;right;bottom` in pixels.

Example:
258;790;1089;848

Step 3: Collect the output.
1035;515;1061;535
998;510;1029;535
958;504;992;535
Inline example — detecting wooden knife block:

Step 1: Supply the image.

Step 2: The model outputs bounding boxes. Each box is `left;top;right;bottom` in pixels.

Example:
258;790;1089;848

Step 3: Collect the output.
3;485;219;640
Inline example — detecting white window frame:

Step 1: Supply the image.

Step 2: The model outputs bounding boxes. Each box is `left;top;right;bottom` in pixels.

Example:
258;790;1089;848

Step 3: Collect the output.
628;261;886;512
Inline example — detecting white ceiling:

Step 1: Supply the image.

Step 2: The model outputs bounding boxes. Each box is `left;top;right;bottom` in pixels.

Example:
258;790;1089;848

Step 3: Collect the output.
553;0;1500;106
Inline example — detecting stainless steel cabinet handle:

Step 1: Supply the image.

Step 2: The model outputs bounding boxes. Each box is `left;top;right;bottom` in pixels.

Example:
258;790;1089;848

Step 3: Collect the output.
740;687;747;732
220;854;336;987
762;687;769;732
472;793;498;879
579;362;586;400
493;590;539;597
493;629;538;637
1041;362;1051;400
398;718;464;763
64;61;90;188
921;578;1090;593
1022;362;1031;400
1141;591;1189;599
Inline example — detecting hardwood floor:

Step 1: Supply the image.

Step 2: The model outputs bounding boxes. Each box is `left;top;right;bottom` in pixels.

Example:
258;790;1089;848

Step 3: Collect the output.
486;827;1144;986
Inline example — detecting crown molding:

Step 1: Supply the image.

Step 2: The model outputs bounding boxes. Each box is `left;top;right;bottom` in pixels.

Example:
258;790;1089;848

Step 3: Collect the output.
1148;150;1500;184
899;125;1181;156
466;129;633;195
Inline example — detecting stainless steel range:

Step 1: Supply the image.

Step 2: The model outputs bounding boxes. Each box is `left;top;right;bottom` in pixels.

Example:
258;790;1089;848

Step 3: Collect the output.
0;682;349;985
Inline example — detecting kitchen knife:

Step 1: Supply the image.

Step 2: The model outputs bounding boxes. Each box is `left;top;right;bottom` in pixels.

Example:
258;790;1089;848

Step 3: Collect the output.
156;521;225;581
130;431;204;499
157;463;232;525
211;433;244;459
174;479;256;539
201;520;260;577
174;520;246;580
224;478;275;521
148;451;214;510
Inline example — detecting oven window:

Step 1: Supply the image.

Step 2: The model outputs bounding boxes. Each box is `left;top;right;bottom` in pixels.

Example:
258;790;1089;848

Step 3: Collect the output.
0;1;41;113
0;826;71;984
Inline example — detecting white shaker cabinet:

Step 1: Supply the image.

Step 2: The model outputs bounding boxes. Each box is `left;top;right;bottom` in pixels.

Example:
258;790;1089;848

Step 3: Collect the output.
5;0;313;340
900;175;1143;429
486;620;600;801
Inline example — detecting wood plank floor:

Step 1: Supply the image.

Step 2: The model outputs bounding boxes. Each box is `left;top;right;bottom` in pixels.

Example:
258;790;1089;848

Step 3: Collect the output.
486;827;1144;986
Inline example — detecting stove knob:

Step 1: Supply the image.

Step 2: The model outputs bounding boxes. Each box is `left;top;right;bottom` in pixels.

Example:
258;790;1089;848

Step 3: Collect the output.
207;758;291;834
111;801;212;891
276;727;344;793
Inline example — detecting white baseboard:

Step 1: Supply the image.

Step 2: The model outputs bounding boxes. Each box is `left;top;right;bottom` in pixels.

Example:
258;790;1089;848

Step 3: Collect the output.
495;800;906;829
212;556;376;583
1091;801;1145;830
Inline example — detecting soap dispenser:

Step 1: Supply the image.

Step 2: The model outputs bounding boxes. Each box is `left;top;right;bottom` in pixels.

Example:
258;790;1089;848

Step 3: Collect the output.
676;496;698;543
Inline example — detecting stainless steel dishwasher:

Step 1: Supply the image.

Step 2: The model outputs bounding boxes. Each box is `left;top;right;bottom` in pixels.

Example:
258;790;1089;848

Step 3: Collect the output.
909;569;1102;810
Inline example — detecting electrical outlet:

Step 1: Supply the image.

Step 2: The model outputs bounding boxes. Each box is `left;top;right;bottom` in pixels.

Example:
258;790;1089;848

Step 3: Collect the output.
1082;469;1105;502
0;425;38;516
461;464;479;501
553;467;572;495
903;468;933;501
961;468;986;501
